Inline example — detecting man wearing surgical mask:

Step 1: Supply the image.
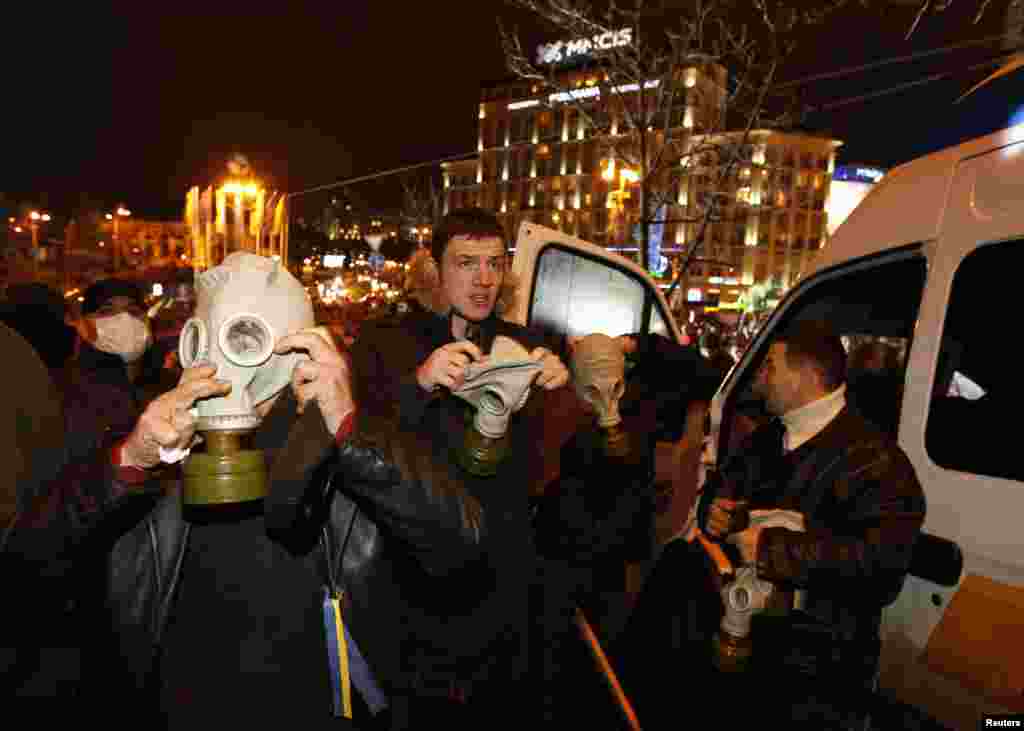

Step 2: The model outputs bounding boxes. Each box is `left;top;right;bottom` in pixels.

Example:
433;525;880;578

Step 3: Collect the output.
64;279;158;461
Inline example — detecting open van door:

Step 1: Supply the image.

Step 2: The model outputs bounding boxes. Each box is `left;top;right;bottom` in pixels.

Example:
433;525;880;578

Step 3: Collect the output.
508;221;682;345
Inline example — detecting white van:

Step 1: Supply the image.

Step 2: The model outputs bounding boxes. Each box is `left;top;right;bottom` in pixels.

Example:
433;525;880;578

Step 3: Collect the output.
511;117;1024;728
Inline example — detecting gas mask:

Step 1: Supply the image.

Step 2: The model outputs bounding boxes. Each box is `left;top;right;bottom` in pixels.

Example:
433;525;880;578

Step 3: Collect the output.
570;334;628;456
93;312;153;364
177;252;315;505
712;509;805;673
451;335;541;477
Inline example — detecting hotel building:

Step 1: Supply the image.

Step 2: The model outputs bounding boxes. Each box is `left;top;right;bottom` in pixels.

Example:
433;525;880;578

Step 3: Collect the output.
443;44;843;307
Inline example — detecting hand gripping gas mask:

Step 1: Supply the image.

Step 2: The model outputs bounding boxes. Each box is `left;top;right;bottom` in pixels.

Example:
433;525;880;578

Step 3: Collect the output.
712;509;806;673
571;334;629;457
451;336;542;477
177;252;315;506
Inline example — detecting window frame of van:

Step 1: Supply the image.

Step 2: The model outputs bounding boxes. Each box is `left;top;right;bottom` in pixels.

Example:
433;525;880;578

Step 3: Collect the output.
715;243;928;463
525;241;674;344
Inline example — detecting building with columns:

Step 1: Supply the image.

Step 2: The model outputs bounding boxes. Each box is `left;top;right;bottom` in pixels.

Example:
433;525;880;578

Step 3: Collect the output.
185;158;287;272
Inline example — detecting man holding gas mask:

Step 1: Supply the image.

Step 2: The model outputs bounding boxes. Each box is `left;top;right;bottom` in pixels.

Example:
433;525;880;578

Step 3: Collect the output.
349;208;570;727
696;322;925;729
8;252;497;729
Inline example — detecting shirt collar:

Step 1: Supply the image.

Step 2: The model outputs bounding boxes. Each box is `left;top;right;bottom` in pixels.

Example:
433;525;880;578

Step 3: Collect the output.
780;383;847;451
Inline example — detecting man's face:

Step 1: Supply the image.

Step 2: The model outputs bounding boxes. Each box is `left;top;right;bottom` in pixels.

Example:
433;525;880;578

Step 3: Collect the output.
753;342;804;415
439;235;506;322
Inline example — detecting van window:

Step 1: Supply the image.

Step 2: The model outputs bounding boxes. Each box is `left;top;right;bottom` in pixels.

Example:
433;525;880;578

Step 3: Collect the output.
529;244;671;340
926;240;1021;481
723;253;926;454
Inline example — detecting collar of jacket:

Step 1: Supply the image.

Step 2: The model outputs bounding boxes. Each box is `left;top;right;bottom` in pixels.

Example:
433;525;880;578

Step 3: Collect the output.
420;310;502;354
77;341;134;385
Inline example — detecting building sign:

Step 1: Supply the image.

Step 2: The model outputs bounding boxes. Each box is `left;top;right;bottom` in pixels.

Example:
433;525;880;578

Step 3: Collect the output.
687;288;703;303
833;165;885;184
536;28;633;66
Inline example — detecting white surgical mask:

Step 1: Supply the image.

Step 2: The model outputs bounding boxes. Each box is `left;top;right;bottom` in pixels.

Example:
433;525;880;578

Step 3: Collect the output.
93;312;152;363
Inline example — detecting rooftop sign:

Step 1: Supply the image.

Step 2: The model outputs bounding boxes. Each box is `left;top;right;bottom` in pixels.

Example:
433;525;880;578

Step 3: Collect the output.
833;165;885;184
536;28;633;66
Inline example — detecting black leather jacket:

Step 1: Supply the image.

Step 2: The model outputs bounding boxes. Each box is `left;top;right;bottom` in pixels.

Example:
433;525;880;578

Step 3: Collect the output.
5;389;488;700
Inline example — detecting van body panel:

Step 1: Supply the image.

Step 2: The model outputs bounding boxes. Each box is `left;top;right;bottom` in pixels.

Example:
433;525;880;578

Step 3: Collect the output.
814;124;1024;278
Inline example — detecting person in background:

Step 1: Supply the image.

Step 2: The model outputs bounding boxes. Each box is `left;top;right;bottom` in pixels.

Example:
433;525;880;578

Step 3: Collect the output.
0;282;79;390
700;329;737;385
64;279;161;461
0;321;73;710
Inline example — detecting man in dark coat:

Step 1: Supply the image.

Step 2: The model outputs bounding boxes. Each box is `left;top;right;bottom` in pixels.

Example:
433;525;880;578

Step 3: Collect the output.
349;208;571;727
698;321;926;729
0;322;70;706
63;279;165;461
4;262;505;729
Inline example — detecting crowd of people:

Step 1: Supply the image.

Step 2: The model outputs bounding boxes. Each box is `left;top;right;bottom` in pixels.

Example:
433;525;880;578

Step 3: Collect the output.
0;208;925;730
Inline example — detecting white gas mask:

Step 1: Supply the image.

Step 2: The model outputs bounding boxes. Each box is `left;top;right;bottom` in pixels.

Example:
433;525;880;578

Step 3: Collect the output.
451;336;541;476
93;312;153;364
178;252;315;432
713;509;806;673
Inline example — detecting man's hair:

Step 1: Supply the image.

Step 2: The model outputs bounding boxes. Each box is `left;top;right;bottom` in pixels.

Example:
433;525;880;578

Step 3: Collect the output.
777;320;847;391
430;208;508;264
82;278;145;316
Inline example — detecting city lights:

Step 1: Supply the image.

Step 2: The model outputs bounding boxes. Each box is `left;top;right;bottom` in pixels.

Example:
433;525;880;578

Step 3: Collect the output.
220;181;261;196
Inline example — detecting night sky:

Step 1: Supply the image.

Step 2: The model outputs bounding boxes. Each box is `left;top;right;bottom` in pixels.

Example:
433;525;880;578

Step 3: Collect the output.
1;2;1015;221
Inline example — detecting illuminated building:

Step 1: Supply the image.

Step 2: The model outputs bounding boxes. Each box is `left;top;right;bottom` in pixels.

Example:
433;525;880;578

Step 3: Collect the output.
826;164;885;236
445;33;844;303
185;158;287;271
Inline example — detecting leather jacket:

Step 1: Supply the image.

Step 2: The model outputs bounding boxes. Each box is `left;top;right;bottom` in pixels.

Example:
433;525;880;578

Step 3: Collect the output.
698;405;926;661
5;390;488;700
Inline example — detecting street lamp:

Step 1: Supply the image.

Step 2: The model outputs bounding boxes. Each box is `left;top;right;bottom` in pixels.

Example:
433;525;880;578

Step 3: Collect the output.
28;210;52;279
107;206;132;272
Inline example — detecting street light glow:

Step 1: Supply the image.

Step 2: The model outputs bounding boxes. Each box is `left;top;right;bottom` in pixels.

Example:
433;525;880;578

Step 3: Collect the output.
221;181;261;197
106;214;114;220
41;214;51;222
117;207;131;217
30;211;40;220
14;226;23;233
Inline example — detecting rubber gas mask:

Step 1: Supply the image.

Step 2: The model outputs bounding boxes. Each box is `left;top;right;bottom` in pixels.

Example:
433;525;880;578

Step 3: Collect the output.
177;252;315;505
451;335;541;477
712;509;806;673
571;334;629;456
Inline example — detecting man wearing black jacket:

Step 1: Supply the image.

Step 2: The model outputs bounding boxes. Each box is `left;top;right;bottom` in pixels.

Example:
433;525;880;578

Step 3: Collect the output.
5;280;496;730
349;208;571;727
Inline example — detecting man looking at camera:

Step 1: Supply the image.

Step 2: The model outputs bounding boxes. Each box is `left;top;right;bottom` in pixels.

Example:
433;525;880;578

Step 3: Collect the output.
350;208;571;726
